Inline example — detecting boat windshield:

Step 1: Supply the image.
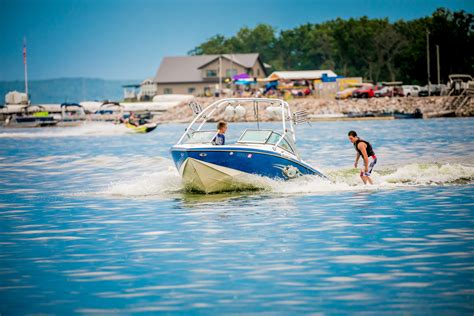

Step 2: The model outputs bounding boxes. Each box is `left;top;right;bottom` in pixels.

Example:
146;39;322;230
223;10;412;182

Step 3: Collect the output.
266;132;294;153
238;129;295;154
183;131;217;144
237;130;273;143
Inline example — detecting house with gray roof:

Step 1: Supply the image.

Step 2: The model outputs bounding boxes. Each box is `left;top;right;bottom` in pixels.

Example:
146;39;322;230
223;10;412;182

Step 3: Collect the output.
153;53;268;96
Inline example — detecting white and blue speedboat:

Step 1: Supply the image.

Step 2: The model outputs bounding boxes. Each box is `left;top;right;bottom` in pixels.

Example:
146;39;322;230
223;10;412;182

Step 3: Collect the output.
170;98;327;193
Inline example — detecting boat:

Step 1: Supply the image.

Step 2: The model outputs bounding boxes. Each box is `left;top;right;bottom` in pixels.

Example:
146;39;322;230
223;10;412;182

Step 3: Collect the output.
14;114;59;127
10;105;59;127
122;111;158;133
59;102;87;126
393;109;423;119
125;122;158;133
91;101;123;121
345;111;393;119
170;98;328;193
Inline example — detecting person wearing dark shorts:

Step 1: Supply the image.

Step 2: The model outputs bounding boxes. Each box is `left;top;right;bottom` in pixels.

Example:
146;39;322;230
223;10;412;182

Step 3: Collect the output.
348;130;377;185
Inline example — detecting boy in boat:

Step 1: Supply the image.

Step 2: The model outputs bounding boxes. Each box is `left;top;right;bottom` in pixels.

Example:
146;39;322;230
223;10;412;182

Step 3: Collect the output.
213;121;227;145
348;130;377;184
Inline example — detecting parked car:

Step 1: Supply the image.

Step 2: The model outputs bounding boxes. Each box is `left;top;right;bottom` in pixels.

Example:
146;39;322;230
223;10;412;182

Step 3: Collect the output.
352;85;375;98
418;84;447;97
402;85;422;97
394;86;405;97
375;86;392;97
335;87;357;100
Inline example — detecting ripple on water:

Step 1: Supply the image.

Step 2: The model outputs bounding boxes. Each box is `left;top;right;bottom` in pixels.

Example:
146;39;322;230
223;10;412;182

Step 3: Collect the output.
0;120;473;314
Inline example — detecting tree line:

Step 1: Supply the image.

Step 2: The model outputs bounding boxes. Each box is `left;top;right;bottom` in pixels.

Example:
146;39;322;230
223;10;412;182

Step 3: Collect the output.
189;8;473;85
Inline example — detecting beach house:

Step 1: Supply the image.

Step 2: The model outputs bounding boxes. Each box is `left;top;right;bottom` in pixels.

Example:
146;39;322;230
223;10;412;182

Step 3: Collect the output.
153;53;268;96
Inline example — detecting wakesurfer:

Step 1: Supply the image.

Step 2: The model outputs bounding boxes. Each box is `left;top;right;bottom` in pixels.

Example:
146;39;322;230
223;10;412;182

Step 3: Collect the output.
348;130;377;184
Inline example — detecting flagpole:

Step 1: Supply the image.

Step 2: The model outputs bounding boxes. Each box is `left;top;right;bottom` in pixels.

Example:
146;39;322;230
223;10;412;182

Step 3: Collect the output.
23;37;29;103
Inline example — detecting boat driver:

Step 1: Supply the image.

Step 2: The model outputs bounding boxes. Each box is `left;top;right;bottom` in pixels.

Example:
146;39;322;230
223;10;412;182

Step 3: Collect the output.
127;112;140;127
213;121;227;145
348;130;377;185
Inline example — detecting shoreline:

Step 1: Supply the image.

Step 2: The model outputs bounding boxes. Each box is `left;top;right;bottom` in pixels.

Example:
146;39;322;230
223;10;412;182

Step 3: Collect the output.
155;96;474;123
3;115;473;129
1;95;472;127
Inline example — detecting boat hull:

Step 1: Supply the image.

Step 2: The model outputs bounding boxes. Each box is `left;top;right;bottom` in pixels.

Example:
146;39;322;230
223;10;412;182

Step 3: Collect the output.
393;112;423;119
171;146;326;193
180;158;266;193
14;116;58;127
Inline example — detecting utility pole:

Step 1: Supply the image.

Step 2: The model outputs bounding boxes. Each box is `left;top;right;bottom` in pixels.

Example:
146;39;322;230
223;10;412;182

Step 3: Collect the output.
426;29;431;96
230;53;234;94
436;45;440;84
23;37;29;102
218;55;222;96
230;53;233;78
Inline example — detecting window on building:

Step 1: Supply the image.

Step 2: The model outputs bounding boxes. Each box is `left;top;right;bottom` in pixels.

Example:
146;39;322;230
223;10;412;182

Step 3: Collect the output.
257;69;260;76
206;70;217;77
247;69;254;76
226;69;237;77
188;87;196;94
164;88;173;94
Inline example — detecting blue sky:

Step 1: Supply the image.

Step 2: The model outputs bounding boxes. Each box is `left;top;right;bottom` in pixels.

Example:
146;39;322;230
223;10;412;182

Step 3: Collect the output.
1;0;472;81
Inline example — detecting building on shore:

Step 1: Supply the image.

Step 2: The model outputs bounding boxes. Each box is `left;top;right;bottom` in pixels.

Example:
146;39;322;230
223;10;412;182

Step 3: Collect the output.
123;78;158;101
140;78;158;97
153;53;268;96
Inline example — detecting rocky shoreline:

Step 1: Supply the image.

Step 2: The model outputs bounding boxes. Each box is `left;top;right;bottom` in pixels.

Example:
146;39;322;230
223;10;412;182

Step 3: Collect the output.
155;96;474;123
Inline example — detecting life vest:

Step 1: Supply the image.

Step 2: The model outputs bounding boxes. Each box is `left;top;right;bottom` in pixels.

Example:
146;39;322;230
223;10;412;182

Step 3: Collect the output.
354;138;375;157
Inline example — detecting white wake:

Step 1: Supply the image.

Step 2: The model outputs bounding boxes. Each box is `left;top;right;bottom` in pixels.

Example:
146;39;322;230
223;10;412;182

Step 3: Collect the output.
103;161;474;197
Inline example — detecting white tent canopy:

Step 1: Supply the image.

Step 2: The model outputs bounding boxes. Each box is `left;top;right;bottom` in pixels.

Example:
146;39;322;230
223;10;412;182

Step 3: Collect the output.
266;70;337;81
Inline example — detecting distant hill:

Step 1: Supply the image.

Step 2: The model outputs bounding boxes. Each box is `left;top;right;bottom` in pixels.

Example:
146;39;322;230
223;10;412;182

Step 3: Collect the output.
0;78;138;104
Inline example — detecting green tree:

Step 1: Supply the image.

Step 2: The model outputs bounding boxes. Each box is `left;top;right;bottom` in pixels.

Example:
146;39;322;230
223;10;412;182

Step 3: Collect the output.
188;35;229;55
189;9;473;83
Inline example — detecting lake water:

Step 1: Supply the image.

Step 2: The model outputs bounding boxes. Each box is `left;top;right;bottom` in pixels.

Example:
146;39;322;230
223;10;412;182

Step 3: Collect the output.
1;118;473;315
